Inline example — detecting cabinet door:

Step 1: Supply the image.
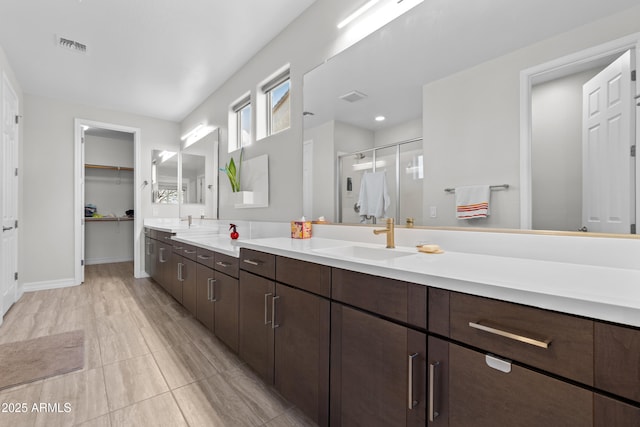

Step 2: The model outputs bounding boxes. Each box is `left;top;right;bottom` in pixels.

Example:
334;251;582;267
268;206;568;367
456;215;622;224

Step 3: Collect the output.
213;271;239;353
238;270;275;383
196;263;215;331
144;236;156;278
169;252;182;303
594;393;640;426
274;283;330;426
156;241;171;292
448;343;592;427
181;257;197;316
330;303;426;427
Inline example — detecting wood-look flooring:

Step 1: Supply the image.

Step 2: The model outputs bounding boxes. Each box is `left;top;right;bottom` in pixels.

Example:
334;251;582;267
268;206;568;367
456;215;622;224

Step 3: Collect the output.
0;262;316;427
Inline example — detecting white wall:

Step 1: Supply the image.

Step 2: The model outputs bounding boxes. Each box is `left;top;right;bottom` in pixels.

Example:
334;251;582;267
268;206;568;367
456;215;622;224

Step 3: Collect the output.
422;5;640;229
22;94;179;287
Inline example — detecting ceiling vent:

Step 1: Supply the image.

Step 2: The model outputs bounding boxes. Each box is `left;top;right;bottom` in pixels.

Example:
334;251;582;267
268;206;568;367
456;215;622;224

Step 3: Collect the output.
339;90;368;103
57;36;88;54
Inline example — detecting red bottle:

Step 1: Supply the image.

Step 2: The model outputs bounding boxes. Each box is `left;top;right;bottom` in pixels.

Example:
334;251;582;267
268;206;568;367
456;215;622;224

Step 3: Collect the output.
229;223;239;240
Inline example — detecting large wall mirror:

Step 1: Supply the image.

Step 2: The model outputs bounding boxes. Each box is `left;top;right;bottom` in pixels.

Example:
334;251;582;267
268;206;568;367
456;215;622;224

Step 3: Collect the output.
180;128;219;217
303;0;640;235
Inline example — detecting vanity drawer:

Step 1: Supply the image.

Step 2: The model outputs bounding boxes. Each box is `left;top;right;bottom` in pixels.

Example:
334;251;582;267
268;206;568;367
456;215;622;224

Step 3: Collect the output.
276;256;330;298
240;249;275;280
195;248;215;268
331;268;426;329
156;230;173;243
595;322;640;402
214;252;239;278
450;292;594;386
181;243;198;261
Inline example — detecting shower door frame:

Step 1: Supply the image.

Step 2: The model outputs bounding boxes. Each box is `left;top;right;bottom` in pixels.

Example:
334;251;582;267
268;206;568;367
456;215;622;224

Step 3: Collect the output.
336;137;422;224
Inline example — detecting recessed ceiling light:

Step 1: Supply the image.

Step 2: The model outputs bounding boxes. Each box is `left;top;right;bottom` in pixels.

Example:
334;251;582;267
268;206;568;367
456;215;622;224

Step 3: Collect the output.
375;116;386;122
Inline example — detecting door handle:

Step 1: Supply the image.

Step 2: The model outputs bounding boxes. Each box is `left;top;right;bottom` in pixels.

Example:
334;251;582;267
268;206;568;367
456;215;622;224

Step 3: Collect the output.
408;353;419;409
271;295;280;329
429;361;440;422
264;293;273;325
2;226;13;232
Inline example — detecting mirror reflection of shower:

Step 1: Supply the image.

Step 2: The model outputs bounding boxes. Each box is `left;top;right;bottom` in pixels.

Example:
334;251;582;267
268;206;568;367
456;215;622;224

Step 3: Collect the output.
338;137;423;225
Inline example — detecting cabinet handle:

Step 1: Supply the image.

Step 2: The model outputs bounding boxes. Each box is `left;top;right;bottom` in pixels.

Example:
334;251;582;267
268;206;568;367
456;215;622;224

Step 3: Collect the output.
216;261;231;268
210;278;217;302
207;278;211;301
429;362;440;422
146;242;153;255
408;353;419;409
159;247;166;263
164;236;171;240
198;254;212;260
272;295;280;329
184;249;196;254
243;259;261;266
174;246;183;251
468;321;552;349
177;263;184;281
264;293;273;325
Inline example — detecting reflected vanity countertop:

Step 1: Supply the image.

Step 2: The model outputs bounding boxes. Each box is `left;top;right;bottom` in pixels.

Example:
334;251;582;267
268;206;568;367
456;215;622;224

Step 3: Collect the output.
237;237;640;328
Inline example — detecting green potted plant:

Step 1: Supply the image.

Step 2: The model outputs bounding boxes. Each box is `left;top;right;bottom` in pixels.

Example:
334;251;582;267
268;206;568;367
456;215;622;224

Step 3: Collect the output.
219;148;243;192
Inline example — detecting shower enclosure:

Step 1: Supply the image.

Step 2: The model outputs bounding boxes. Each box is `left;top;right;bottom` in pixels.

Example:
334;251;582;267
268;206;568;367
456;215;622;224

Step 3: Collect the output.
337;138;423;224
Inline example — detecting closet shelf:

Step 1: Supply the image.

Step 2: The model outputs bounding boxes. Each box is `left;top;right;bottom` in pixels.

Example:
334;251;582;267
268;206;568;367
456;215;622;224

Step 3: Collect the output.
85;217;134;222
85;164;134;172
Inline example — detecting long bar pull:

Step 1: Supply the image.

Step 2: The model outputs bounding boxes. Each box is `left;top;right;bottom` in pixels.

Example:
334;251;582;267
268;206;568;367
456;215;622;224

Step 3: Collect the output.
272;296;280;329
264;293;273;325
197;254;212;261
408;353;419;409
207;278;212;301
243;259;261;266
159;247;166;263
210;279;217;302
429;362;440;422
216;261;231;268
468;321;551;349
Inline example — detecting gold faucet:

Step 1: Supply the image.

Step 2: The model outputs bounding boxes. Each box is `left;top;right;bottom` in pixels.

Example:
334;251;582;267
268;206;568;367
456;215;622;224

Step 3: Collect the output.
406;217;414;228
373;218;395;248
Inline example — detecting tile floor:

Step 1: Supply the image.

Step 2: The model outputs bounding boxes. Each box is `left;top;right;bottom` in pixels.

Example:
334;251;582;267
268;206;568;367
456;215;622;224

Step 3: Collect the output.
0;262;316;427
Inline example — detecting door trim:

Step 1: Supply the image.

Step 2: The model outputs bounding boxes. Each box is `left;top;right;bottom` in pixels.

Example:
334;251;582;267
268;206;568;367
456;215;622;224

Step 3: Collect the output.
520;32;640;230
74;119;142;284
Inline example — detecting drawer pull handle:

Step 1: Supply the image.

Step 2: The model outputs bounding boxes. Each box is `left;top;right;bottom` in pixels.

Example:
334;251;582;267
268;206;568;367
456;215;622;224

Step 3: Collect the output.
429;361;440;421
264;293;273;325
243;259;261;266
159;247;167;263
174;246;183;251
210;278;217;302
197;255;212;260
184;250;196;254
408;353;418;409
216;261;231;268
468;321;552;349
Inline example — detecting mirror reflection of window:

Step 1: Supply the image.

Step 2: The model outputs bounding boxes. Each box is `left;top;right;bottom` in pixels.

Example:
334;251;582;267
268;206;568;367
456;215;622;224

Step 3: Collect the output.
180;153;206;205
151;149;178;204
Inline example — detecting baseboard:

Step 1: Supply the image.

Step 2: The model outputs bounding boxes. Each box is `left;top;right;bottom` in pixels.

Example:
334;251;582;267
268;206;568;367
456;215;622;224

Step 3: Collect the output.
85;256;134;265
22;278;78;293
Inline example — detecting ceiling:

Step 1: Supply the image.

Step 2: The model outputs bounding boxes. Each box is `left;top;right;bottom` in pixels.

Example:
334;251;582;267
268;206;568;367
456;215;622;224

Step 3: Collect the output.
0;0;316;122
303;0;640;132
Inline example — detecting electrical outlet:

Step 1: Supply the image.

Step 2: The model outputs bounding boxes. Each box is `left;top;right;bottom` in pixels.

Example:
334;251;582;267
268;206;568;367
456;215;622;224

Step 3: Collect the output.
430;206;437;218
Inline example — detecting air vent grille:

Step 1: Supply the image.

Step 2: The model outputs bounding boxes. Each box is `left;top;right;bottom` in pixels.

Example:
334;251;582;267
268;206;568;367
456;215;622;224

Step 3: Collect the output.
339;90;368;103
57;36;88;54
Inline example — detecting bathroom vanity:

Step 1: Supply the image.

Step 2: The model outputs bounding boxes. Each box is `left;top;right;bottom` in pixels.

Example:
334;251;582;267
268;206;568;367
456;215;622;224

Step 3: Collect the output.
143;220;640;426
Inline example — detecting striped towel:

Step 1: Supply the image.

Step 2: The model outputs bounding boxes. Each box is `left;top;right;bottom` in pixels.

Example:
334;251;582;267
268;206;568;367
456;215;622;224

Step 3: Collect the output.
455;185;490;219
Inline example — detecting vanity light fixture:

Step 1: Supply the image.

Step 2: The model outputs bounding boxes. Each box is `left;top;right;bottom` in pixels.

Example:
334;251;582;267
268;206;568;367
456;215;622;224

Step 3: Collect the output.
159;151;176;163
337;0;381;29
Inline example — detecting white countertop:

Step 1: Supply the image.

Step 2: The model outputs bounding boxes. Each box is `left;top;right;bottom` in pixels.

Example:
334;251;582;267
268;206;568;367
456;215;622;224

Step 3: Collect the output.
144;219;640;328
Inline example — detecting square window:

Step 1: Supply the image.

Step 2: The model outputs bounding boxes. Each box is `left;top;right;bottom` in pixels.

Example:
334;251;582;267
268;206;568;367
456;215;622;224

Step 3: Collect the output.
238;102;252;147
229;94;252;152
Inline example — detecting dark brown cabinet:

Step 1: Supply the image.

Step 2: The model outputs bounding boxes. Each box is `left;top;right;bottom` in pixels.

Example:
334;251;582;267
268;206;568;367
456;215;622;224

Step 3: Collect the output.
181;257;197;316
144;233;156;278
331;303;426;427
594;394;640;426
213;270;239;352
196;262;215;331
238;269;275;382
428;336;593;427
330;269;427;427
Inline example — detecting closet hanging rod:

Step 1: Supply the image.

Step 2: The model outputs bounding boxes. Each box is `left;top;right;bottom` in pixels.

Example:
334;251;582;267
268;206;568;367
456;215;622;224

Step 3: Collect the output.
85;164;134;171
444;184;509;193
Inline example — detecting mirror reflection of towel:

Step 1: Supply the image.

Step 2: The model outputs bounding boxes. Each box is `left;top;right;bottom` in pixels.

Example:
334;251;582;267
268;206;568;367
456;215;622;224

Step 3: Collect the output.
456;185;490;219
358;172;390;219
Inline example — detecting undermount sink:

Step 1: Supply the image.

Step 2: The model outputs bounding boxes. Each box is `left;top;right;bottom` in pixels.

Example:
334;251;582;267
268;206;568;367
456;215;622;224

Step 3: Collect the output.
312;245;415;261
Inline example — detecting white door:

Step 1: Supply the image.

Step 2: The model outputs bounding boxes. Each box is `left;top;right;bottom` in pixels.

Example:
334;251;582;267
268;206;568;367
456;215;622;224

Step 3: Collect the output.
1;73;19;319
582;50;635;233
80;126;85;283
